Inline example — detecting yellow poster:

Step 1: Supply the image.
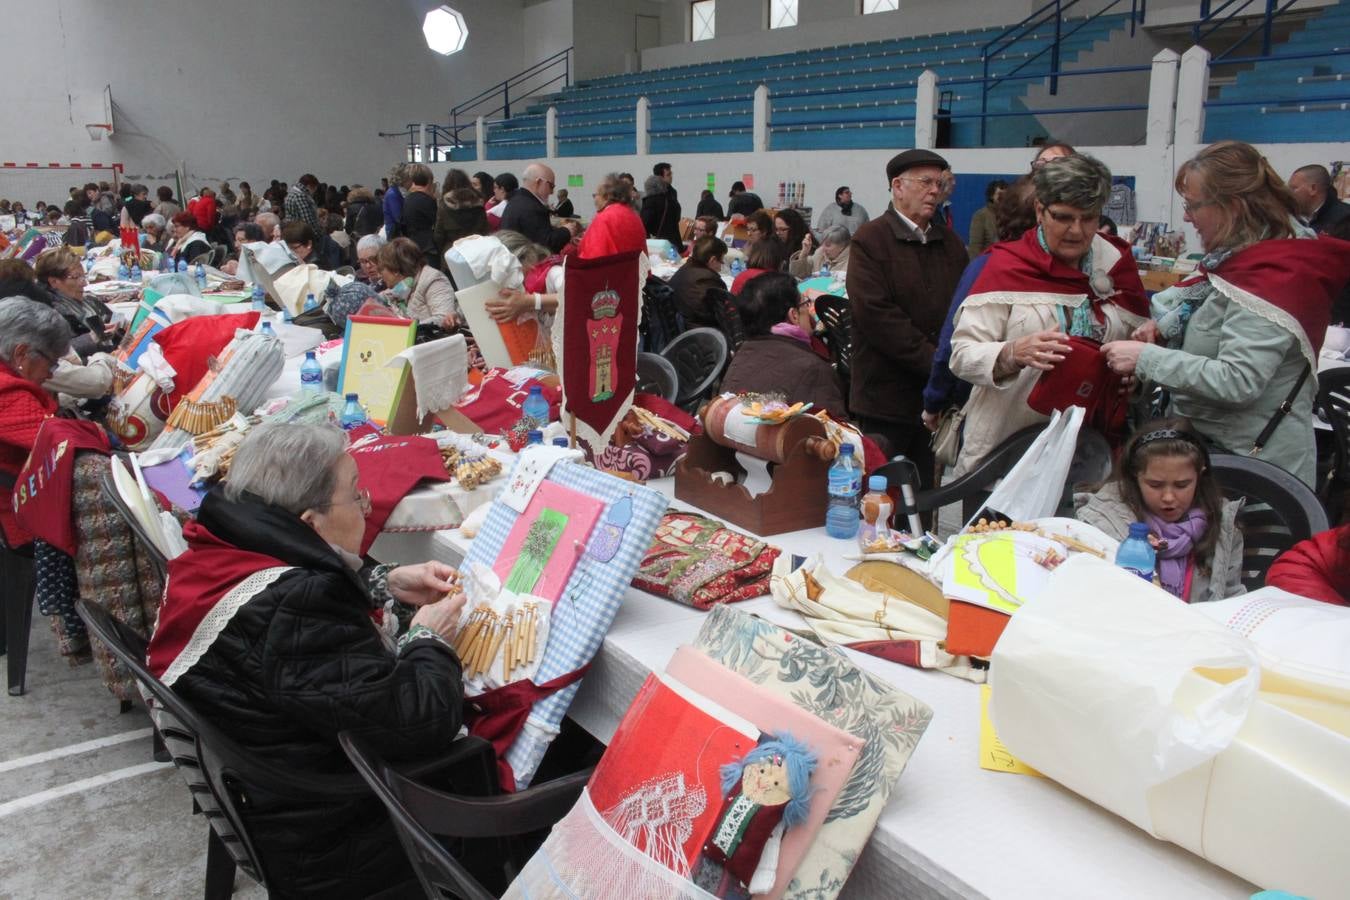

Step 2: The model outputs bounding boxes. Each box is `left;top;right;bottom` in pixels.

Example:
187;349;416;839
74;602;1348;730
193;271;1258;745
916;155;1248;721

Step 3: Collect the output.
337;315;417;426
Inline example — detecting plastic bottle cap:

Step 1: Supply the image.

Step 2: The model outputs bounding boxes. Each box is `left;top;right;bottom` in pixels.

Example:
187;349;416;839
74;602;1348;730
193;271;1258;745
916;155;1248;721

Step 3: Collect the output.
527;430;544;443
345;393;358;402
1127;522;1150;537
305;350;316;359
868;475;887;491
839;442;854;455
528;385;542;395
552;437;569;447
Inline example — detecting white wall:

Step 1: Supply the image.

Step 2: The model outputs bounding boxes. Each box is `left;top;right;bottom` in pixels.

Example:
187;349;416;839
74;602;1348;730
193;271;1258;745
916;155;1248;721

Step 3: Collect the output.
0;0;533;191
526;0;574;77
571;0;666;81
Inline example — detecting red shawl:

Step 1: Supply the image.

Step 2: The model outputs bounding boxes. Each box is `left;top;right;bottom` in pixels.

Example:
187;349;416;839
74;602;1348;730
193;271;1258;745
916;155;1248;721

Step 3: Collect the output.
578;202;647;259
347;434;450;554
0;361;58;546
146;520;289;681
12;418;110;554
1202;235;1350;357
967;228;1149;319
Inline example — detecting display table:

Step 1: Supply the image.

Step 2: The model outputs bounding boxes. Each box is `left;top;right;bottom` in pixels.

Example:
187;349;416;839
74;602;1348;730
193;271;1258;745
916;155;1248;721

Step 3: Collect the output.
372;478;1257;899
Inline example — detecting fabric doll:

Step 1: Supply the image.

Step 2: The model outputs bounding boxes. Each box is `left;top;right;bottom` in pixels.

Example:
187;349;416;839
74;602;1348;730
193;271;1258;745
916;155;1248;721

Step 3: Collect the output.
695;733;818;897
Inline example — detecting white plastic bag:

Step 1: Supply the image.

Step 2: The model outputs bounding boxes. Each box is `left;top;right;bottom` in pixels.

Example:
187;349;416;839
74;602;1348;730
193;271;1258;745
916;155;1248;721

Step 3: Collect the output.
969;406;1084;529
989;554;1260;833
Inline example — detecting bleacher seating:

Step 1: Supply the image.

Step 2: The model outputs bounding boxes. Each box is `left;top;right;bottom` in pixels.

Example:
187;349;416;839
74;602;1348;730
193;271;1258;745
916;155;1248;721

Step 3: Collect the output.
1203;1;1350;143
465;14;1131;160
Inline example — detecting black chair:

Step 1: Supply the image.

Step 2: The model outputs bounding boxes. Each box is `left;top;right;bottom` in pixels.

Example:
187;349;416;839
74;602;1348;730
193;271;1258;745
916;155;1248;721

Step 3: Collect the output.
99;470;170;585
75;599;494;900
661;327;729;412
813;293;852;395
636;351;679;403
1316;366;1350;522
639;276;682;353
706;287;746;353
0;528;35;696
340;731;591;899
1210;454;1329;591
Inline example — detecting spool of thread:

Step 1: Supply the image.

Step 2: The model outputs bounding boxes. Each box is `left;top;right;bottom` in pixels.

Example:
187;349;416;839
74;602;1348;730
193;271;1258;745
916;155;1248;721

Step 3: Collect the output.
700;395;836;464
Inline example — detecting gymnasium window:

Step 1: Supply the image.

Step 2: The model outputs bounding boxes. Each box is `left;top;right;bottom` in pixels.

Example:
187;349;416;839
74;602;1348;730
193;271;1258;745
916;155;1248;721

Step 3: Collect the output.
862;0;899;13
691;0;716;41
769;0;797;29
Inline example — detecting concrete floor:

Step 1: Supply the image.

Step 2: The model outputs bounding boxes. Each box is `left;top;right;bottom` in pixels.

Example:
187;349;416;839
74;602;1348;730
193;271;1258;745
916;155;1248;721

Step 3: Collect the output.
0;615;265;900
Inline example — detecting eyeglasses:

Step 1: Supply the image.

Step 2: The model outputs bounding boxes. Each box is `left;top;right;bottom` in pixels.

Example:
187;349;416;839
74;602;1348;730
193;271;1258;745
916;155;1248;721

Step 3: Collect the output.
898;175;943;191
29;348;57;367
1042;207;1101;228
63;269;86;281
319;488;371;515
1180;196;1216;216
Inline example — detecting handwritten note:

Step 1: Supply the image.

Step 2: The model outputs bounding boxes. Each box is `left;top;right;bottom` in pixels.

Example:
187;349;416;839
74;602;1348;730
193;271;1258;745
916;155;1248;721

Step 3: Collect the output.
979;684;1042;777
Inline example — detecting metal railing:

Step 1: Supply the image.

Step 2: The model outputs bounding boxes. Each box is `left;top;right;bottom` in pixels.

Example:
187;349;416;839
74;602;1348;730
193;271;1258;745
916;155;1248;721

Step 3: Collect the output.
1203;46;1350;112
1194;0;1302;60
449;47;572;147
979;0;1146;144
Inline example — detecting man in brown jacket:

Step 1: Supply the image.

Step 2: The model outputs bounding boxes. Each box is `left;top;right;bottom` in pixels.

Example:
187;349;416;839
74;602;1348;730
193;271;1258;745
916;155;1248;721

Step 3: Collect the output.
846;149;969;486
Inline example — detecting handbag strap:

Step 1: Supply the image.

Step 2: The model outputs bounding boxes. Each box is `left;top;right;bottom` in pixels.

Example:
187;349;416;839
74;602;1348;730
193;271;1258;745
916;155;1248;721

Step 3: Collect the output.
1251;362;1311;454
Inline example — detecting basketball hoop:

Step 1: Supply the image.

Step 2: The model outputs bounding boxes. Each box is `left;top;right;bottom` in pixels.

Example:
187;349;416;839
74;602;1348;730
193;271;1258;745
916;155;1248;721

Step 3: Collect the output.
85;123;112;141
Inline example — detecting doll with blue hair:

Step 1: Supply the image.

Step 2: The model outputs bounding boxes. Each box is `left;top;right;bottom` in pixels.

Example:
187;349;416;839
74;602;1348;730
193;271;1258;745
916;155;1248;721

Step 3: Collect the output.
695;732;818;897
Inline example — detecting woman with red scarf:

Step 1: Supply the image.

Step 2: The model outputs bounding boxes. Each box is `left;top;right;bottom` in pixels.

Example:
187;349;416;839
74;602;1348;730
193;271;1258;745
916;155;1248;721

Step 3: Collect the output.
948;154;1149;475
1103;141;1350;488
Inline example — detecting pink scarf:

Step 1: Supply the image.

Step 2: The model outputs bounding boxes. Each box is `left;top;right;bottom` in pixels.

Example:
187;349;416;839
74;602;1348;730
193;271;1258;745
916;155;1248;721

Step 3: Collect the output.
1145;508;1208;600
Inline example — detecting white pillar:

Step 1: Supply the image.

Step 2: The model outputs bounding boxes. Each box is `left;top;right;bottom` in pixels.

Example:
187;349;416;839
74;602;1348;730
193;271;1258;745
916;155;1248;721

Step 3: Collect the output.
915;69;939;150
418;123;429;164
636;96;650;156
753;84;770;153
1175;45;1211;146
1146;49;1181;147
546;106;558;159
476;116;487;162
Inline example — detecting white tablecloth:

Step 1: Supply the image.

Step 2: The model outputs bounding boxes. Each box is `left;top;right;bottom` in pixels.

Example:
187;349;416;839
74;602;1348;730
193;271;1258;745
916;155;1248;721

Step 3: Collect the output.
372;478;1257;900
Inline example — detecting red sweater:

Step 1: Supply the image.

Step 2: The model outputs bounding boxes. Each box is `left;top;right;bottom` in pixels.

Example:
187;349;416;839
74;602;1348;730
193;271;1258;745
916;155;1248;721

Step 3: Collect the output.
193;195;218;233
0;361;58;545
578;202;647;259
1265;526;1350;606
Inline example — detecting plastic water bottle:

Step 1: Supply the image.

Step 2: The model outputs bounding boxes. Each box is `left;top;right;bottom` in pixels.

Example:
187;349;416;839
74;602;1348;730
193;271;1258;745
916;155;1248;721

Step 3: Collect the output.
819;261;830;279
84;239;94;258
825;442;861;539
260;321;276;337
251;283;266;312
520;384;550;432
731;257;745;277
300;350;322;394
177;259;188;274
1115;522;1157;582
526;429;544;446
117;260;130;281
303;292;319;313
160;252;171;272
340;393;368;430
858;475;894;550
130;262;142;282
281;307;293;324
195;262;206;289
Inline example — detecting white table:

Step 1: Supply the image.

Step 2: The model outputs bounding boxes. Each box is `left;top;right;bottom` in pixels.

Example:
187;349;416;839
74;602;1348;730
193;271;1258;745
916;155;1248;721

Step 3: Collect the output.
372;479;1257;900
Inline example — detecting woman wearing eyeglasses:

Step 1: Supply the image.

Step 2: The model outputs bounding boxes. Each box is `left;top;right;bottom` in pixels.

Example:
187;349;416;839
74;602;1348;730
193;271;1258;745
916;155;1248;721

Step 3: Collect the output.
146;423;467;897
0;300;70;547
1102;141;1350;488
948;154;1148;475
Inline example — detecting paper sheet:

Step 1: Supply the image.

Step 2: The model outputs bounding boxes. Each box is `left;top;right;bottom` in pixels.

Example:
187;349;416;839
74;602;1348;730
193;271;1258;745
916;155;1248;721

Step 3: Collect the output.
978;685;1041;777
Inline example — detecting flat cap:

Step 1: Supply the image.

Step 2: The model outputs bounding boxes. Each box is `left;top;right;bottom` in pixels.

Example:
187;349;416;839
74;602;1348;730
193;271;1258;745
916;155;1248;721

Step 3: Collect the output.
886;149;951;181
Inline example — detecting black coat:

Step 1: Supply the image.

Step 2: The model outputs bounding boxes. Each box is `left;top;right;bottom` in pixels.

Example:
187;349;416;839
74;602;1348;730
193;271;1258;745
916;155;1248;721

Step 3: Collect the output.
641;186;683;246
668;262;723;328
727;192;764;218
696;196;725;219
168;490;464;898
401;190;439;264
345;198;384;238
499;188;572;253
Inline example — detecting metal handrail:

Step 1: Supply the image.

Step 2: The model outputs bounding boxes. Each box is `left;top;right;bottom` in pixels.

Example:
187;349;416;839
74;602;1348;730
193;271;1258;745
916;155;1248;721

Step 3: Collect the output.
449;47;572;146
979;0;1145;144
1193;0;1303;59
1209;46;1350;67
1205;93;1350;108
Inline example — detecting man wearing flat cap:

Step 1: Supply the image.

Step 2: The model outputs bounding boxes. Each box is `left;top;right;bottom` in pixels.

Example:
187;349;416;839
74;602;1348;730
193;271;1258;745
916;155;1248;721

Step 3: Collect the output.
846;149;969;485
815;186;869;238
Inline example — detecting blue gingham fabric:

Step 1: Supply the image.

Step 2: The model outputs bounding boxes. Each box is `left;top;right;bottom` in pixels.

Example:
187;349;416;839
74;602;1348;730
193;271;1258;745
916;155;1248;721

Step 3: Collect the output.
462;460;665;788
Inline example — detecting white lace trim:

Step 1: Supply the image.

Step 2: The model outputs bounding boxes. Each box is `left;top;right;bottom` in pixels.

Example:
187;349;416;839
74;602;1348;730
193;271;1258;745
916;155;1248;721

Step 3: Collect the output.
1207;273;1317;371
960;289;1088;309
160;567;294;688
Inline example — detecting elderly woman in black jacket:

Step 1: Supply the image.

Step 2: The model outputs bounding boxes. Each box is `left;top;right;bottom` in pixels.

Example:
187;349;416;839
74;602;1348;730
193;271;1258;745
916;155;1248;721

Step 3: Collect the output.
146;423;466;898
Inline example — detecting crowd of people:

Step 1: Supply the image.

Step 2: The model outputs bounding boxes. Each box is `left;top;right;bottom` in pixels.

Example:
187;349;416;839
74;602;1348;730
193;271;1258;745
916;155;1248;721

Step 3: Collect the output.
3;138;1350;896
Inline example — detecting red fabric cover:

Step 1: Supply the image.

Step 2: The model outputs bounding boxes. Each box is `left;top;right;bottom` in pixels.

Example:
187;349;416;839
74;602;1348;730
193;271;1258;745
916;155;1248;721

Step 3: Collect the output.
969;228;1149;319
1026;336;1127;440
1265;526;1350;606
633;392;700;434
633;512;780;609
146;520;288;678
561;250;642;453
523;257;562;295
731;268;772;296
464;666;589;793
120;227;141;252
347;435;450;554
846;639;927;669
577;202;647;259
12;419;110;555
153;312;261;407
453;368;562;434
0;360;59;546
1200;235;1350;356
944;599;1010;658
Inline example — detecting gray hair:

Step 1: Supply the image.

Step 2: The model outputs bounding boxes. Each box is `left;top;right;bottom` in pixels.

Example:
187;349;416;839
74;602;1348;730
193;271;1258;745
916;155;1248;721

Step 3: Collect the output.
356;233;386;255
495;229;550;269
596;172;630;207
821;225;851;247
255;211;280;235
1033;154;1112;213
223;423;348;515
0;298;72;364
141;213;166;233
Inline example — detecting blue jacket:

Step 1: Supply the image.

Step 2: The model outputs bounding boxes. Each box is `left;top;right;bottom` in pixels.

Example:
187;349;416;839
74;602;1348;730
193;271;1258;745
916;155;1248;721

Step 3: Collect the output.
921;251;989;414
383;188;404;239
